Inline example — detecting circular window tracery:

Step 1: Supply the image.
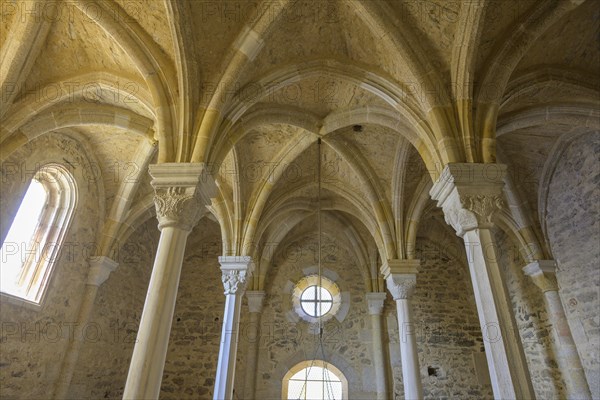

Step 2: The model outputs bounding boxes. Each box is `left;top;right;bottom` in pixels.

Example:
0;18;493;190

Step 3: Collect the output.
292;275;341;323
300;285;333;317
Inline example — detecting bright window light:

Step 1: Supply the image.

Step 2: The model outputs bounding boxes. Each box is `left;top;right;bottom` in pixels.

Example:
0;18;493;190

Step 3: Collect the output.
1;178;47;297
1;164;77;304
287;365;343;400
300;285;333;317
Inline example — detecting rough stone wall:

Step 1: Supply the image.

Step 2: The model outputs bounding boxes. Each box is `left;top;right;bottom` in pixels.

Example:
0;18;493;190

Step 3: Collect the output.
159;218;225;399
66;218;158;399
66;216;225;400
546;132;600;398
494;229;566;399
0;133;101;399
385;236;494;400
252;233;376;399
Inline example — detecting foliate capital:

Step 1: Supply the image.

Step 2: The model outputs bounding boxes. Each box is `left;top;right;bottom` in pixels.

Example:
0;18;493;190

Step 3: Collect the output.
430;163;507;237
381;259;419;300
153;187;203;231
219;256;255;295
149;163;217;231
522;260;558;292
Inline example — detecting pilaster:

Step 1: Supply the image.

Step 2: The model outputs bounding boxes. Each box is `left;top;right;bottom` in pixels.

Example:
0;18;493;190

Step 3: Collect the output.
244;290;266;399
53;256;118;398
523;260;592;399
365;291;388;400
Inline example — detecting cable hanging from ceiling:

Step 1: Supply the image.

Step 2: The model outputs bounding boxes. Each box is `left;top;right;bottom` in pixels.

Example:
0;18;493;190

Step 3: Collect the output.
291;138;340;400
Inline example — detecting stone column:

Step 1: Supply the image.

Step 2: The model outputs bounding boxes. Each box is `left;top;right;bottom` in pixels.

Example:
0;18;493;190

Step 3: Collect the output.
430;163;535;400
366;292;388;400
523;260;592;399
243;290;265;399
382;259;423;400
123;163;215;400
214;256;255;400
53;256;118;399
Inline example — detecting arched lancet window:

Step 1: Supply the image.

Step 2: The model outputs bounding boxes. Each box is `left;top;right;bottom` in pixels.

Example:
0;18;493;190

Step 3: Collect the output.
283;360;348;400
1;164;77;305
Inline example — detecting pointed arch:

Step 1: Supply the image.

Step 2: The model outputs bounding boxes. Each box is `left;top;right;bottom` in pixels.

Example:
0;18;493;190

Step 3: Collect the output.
475;0;585;162
347;0;460;163
451;0;487;162
0;0;53;119
72;0;177;161
191;0;293;163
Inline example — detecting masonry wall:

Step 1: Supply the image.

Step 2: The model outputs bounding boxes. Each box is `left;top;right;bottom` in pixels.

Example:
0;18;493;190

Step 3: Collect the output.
2;131;597;400
545;132;600;398
252;232;376;400
0;132;101;399
160;218;224;399
66;218;157;399
494;229;566;399
385;233;494;400
65;215;225;400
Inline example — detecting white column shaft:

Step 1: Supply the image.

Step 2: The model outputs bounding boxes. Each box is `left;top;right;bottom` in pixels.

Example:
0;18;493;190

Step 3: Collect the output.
396;298;422;400
123;226;189;399
214;291;243;399
213;257;254;400
430;163;535;399
463;229;534;399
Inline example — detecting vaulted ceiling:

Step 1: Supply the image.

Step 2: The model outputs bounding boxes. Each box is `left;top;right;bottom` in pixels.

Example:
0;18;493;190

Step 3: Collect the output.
1;0;598;287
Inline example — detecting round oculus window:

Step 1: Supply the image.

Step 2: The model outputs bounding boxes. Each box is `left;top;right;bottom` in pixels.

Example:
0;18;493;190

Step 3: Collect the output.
292;275;341;323
300;285;333;317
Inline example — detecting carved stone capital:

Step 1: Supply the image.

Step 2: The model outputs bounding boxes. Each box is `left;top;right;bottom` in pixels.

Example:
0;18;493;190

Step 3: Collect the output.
246;291;266;313
381;259;419;300
153;187;203;231
430;163;507;237
87;256;118;286
149;163;217;231
523;260;558;293
365;292;387;315
219;256;255;295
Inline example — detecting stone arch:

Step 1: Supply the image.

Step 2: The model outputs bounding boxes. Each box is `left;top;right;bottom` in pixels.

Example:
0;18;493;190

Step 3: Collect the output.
72;0;177;161
190;0;295;163
281;359;350;400
255;207;376;292
475;0;585;162
199;59;448;169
